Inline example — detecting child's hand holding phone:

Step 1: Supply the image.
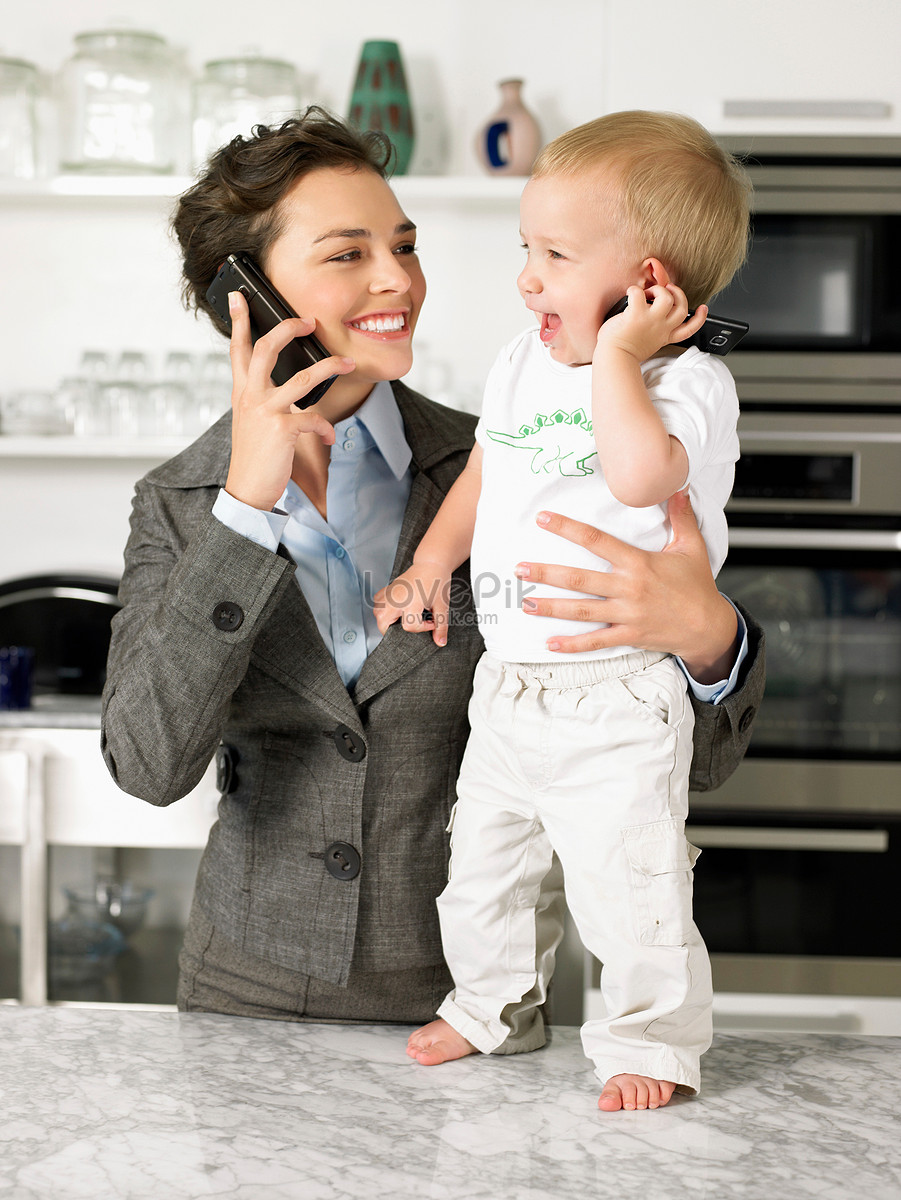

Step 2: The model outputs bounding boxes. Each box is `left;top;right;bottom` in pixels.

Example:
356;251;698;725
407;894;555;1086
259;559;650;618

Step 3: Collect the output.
597;285;708;364
600;287;748;357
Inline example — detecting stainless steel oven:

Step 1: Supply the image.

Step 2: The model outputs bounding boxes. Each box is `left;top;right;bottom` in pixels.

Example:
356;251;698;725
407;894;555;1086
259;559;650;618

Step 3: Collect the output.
687;411;901;1031
713;134;901;413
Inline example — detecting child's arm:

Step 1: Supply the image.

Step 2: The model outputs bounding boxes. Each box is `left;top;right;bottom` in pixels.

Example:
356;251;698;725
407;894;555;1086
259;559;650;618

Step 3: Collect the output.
373;443;483;646
592;285;707;509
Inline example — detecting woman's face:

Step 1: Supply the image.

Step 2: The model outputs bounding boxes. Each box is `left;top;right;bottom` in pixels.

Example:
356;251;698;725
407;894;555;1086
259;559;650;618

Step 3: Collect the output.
262;166;426;410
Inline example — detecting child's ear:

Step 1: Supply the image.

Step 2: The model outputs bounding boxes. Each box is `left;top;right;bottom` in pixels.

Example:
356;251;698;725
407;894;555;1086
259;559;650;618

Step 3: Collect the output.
640;257;672;288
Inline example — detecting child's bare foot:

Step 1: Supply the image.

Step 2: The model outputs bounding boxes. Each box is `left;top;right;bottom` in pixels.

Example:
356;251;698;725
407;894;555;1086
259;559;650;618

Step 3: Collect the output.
598;1074;677;1111
407;1018;479;1065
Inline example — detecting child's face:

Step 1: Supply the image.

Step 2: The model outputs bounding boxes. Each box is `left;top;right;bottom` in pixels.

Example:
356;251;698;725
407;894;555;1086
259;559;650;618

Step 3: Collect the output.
517;169;645;366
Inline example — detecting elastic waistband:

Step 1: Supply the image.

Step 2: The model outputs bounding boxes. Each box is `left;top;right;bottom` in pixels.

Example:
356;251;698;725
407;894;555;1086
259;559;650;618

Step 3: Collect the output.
489;650;670;689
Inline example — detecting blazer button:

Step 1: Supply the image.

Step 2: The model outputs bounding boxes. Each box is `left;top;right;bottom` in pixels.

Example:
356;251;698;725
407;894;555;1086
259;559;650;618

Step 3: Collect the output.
212;601;244;631
325;842;361;880
215;744;239;794
323;724;366;761
738;706;756;733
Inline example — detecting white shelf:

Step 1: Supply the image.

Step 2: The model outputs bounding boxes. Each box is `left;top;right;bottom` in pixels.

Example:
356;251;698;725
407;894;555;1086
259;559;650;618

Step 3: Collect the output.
0;436;191;458
0;174;525;204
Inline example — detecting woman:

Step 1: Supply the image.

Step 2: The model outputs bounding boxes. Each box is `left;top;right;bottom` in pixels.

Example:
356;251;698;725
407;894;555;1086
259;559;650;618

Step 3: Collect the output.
100;109;763;1038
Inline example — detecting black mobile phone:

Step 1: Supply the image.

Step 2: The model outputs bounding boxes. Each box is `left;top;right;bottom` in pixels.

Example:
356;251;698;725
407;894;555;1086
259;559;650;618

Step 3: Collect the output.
603;295;749;355
205;253;337;403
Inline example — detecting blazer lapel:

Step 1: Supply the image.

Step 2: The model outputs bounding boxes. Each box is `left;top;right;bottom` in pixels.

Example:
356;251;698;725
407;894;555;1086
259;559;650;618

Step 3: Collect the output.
154;414;360;724
352;469;448;706
250;570;361;723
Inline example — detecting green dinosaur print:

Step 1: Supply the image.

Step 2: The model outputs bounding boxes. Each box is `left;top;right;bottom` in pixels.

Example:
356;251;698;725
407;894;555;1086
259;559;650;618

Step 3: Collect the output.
486;408;598;476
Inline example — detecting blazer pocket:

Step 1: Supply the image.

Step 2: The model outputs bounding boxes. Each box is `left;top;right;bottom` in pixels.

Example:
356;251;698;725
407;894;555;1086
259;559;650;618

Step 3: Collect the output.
241;732;326;898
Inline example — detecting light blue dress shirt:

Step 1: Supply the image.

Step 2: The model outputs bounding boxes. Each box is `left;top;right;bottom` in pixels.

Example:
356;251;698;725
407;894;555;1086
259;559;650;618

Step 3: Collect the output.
212;381;412;686
212;380;747;695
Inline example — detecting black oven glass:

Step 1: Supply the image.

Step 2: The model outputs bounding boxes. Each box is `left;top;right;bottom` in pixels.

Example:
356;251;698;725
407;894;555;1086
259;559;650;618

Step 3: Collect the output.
690;813;900;958
718;550;901;759
714;214;900;351
733;452;855;503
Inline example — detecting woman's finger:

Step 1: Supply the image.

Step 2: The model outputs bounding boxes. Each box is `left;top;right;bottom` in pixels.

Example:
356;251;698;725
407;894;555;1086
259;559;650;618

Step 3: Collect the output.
526;510;639;578
245;316;318;389
522;595;612;623
289;410;337;445
664;489;704;550
227;290;254;393
283;355;355;412
544;626;624;655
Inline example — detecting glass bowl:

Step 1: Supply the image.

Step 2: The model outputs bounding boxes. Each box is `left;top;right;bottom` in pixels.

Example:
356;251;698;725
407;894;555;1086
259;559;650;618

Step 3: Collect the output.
48;915;126;985
63;881;155;937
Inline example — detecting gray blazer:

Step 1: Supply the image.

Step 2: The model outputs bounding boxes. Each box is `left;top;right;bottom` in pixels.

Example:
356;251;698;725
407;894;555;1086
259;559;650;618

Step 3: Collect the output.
101;381;764;985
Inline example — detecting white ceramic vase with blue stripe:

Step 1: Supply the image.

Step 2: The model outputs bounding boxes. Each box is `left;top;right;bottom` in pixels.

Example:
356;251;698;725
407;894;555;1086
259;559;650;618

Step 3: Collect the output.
475;78;541;176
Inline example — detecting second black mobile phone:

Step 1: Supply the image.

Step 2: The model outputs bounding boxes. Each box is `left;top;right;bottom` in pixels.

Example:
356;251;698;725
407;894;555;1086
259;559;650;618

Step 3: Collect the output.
603;295;749;355
205;254;337;403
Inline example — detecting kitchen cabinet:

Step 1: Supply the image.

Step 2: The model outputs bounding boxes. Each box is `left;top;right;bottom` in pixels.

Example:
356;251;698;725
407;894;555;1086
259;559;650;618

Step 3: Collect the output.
0;718;585;1021
0;723;218;1007
604;0;901;136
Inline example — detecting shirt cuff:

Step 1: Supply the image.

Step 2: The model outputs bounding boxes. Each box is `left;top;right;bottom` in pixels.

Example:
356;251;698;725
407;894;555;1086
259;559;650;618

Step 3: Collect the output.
212;488;288;553
675;598;748;705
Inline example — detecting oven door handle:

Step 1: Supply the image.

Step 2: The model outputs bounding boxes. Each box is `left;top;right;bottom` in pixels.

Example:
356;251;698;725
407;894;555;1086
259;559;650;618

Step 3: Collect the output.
728;528;901;551
687;826;889;852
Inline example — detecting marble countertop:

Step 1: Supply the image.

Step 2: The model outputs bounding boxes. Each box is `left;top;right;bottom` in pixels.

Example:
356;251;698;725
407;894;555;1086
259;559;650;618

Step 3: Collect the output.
2;1007;900;1200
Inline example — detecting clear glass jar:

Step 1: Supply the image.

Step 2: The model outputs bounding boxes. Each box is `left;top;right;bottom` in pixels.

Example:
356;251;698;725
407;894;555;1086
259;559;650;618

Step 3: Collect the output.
0;56;39;180
192;52;301;168
57;29;177;173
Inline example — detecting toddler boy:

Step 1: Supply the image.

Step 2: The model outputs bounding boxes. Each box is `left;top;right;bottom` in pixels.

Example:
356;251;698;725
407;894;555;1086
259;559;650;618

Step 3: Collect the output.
375;110;750;1110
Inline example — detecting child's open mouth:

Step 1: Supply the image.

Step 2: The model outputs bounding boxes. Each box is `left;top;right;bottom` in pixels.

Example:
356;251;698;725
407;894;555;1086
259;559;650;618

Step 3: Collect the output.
539;312;562;344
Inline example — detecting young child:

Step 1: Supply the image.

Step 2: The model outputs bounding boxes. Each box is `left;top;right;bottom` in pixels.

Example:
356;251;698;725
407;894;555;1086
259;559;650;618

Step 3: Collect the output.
374;110;750;1111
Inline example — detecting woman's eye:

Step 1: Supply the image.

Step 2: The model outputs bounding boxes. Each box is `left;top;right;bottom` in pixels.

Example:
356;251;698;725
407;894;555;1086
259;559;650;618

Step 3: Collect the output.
395;242;418;256
328;249;361;263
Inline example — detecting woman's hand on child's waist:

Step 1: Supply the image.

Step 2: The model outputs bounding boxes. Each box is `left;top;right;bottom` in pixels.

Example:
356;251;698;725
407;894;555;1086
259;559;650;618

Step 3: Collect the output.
515;494;738;678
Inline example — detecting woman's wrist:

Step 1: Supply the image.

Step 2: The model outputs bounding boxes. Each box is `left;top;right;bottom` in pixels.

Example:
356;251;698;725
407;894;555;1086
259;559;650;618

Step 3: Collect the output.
679;592;740;685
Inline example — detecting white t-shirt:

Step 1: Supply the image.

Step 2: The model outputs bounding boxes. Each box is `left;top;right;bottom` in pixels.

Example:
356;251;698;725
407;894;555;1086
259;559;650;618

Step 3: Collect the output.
471;327;740;663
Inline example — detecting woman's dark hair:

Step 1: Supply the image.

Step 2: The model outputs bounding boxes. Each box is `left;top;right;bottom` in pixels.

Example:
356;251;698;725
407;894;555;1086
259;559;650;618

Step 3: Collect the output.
172;106;394;335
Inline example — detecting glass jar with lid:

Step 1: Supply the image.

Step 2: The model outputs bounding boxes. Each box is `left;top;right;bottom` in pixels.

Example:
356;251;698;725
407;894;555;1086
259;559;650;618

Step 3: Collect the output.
57;28;178;173
0;56;39;179
192;51;301;168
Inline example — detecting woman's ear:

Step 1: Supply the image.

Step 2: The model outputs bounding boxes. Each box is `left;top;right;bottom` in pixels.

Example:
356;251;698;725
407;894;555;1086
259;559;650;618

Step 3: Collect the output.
641;257;672;288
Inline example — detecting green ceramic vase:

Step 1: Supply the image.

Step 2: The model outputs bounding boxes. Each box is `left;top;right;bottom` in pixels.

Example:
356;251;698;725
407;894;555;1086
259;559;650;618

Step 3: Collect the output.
348;40;414;175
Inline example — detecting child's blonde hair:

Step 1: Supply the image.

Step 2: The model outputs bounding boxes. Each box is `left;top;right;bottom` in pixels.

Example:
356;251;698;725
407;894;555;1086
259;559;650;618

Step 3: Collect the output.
532;110;751;307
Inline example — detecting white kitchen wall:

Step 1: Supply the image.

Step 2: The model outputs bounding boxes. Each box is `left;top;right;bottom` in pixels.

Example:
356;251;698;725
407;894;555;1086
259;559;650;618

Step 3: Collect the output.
2;0;900;581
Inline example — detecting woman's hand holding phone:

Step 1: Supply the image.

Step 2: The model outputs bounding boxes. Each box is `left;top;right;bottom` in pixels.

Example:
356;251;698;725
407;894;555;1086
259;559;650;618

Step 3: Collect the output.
224;290;355;512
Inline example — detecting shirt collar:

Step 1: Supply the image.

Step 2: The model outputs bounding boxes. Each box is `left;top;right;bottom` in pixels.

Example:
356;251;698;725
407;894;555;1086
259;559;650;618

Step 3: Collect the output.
340;379;412;481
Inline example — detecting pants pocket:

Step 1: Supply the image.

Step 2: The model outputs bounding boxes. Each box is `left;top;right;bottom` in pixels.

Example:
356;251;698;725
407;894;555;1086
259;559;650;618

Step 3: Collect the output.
622;818;700;947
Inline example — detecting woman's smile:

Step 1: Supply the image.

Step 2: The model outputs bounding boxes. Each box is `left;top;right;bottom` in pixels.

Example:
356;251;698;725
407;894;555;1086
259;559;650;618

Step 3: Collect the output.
346;309;411;337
